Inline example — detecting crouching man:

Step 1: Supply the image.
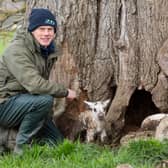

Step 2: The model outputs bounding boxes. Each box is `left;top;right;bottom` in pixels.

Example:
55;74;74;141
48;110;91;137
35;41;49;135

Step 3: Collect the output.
0;8;76;155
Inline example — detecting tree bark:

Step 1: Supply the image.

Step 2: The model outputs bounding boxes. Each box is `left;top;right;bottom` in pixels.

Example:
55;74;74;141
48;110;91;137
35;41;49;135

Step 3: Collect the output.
25;0;168;143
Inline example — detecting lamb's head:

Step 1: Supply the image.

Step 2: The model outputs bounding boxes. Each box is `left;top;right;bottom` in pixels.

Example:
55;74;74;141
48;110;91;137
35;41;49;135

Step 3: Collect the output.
84;99;110;121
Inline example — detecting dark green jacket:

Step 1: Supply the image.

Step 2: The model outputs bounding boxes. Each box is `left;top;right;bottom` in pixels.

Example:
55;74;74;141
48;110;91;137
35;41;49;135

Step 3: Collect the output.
0;28;68;103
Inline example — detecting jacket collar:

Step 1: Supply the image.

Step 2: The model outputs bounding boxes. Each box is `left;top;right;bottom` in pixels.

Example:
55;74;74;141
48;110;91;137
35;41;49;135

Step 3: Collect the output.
26;32;42;54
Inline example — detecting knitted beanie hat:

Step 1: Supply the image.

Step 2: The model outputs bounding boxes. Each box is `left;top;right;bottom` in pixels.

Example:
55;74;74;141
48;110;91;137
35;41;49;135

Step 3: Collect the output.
28;8;57;32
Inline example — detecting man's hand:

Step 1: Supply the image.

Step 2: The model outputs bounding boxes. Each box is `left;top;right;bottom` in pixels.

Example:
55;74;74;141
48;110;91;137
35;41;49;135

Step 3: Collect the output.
67;89;77;100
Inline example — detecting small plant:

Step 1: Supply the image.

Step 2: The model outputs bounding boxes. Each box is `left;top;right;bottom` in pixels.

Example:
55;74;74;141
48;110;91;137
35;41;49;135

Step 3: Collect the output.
54;139;76;158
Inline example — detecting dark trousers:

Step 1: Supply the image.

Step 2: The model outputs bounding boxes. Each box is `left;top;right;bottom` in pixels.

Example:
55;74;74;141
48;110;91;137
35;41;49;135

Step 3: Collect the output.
0;94;63;146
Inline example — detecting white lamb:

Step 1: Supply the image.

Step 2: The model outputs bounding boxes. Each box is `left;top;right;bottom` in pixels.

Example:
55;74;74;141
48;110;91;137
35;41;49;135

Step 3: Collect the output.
79;99;110;143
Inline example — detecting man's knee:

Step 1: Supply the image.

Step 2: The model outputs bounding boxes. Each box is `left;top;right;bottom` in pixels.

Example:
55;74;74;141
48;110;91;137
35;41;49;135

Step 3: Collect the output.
37;95;53;106
34;95;54;114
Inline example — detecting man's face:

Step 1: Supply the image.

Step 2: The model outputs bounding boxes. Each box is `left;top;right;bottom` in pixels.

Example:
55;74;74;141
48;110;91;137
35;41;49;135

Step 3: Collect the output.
32;26;55;47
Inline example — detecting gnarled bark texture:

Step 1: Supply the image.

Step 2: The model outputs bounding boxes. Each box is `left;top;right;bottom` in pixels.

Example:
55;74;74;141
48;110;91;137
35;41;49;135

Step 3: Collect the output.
25;0;168;143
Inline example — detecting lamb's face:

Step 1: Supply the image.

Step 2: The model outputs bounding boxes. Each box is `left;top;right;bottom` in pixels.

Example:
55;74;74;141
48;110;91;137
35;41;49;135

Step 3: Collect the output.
84;100;110;121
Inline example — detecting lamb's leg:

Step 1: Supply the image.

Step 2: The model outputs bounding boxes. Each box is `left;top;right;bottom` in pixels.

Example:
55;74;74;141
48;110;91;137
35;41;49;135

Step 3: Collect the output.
100;129;107;142
86;129;95;142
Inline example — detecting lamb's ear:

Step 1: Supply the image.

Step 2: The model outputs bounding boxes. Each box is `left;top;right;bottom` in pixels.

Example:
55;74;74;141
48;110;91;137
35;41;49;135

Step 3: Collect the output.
84;100;94;109
102;99;110;108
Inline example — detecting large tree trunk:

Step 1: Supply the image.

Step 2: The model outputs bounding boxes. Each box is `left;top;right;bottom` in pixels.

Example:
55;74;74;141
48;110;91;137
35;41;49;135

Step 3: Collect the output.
25;0;168;143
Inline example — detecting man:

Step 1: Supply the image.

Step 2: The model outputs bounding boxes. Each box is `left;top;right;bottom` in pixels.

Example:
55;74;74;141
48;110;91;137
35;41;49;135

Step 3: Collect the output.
0;8;76;155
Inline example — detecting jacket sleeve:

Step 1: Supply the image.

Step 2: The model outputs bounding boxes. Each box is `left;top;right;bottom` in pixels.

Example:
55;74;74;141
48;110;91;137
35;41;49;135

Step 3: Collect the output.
3;44;68;98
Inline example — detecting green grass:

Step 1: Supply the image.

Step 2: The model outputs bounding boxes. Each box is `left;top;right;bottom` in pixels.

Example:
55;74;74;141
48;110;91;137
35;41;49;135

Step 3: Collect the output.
116;139;168;167
0;31;14;55
0;139;167;168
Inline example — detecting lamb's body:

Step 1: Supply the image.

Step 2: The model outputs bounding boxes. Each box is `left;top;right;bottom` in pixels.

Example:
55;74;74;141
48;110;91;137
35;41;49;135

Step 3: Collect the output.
79;110;106;142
